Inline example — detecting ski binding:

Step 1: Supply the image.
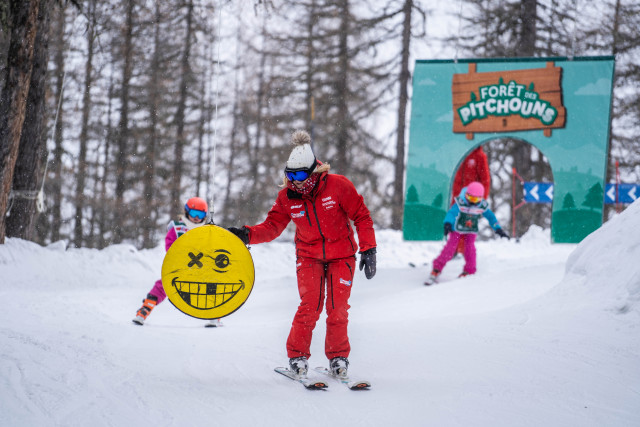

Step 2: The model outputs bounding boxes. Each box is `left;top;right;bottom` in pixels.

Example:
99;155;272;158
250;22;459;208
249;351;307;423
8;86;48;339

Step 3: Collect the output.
313;367;370;390
274;367;328;390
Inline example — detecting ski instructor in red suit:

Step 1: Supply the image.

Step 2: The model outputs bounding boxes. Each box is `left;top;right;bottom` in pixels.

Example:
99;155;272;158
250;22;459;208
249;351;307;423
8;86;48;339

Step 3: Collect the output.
452;146;491;204
227;130;377;379
452;146;491;253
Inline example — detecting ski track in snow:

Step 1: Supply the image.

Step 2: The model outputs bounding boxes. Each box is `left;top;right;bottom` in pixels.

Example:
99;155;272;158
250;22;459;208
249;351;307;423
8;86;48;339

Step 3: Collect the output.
1;210;640;426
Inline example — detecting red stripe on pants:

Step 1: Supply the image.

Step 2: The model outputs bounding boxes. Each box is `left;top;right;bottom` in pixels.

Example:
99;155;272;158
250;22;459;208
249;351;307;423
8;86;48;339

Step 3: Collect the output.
286;256;355;360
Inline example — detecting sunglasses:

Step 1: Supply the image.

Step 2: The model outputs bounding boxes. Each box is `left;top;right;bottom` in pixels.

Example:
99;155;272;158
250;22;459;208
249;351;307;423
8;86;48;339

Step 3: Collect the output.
185;206;207;220
285;169;312;182
466;194;482;204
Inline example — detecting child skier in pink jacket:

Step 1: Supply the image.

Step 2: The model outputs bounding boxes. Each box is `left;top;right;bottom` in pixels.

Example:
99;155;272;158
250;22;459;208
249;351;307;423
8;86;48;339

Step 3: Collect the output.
132;197;221;327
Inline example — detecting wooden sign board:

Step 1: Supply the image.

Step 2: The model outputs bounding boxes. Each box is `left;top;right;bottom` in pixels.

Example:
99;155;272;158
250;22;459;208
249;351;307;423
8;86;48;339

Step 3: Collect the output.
452;62;566;139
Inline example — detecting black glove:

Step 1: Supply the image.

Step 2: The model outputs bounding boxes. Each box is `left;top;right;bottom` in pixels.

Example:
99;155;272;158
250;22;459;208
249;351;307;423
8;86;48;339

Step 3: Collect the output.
495;228;509;239
444;223;453;237
359;248;377;280
227;226;250;245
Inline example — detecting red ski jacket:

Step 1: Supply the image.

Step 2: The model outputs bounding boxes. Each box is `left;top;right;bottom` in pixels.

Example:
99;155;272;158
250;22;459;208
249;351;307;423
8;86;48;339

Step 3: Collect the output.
452;146;491;200
246;172;376;260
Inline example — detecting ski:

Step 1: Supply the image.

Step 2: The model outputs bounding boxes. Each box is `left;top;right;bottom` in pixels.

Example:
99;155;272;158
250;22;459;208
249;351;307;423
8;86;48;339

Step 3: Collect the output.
409;262;429;268
313;367;371;390
274;367;328;390
204;319;223;328
424;275;438;286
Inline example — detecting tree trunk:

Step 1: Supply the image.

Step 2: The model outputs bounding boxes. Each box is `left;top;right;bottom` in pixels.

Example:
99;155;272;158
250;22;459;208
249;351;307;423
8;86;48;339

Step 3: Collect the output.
141;0;161;249
518;0;537;56
222;15;243;226
304;0;317;137
514;0;538;235
72;0;95;248
391;0;412;230
0;0;39;243
97;72;115;249
246;15;267;224
604;0;621;220
50;4;65;242
6;0;51;240
113;0;134;243
334;0;350;174
171;0;194;208
195;72;206;197
0;1;11;92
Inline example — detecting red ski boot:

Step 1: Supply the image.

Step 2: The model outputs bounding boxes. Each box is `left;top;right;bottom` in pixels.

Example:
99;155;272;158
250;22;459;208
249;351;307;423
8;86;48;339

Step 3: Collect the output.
132;294;158;325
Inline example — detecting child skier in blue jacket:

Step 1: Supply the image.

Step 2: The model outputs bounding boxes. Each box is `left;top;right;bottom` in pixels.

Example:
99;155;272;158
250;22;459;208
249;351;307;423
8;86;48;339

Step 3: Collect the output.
426;181;508;285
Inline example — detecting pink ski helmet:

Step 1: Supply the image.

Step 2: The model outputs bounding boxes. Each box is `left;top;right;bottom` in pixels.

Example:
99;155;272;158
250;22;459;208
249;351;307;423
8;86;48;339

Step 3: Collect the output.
465;181;484;204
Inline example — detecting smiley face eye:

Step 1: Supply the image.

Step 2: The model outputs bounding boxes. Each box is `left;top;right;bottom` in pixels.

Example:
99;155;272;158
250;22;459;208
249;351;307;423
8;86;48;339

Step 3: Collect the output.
215;254;230;269
188;252;204;268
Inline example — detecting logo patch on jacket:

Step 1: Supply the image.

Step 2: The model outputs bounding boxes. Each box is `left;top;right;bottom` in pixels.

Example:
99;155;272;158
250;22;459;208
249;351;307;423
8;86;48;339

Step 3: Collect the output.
291;211;306;219
339;278;352;286
322;196;336;210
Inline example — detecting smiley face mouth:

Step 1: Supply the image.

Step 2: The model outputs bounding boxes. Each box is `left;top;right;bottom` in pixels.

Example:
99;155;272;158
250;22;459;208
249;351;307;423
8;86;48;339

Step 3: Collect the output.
172;277;245;310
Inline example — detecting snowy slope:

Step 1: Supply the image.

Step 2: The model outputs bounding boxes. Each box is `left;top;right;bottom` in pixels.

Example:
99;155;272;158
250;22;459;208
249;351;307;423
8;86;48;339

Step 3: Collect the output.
1;204;639;427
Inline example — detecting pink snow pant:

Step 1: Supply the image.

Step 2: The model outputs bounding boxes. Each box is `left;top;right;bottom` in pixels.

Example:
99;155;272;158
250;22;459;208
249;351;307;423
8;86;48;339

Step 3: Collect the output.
149;279;167;303
433;231;477;274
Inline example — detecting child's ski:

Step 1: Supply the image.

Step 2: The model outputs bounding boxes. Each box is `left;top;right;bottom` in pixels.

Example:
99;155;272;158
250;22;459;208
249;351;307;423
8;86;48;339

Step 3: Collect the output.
424;275;438;286
313;367;371;390
274;367;328;390
204;319;223;328
408;262;429;268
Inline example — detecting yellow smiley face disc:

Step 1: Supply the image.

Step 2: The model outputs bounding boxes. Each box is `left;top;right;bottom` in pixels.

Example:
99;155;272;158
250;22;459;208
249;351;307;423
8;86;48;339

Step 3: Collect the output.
161;225;254;319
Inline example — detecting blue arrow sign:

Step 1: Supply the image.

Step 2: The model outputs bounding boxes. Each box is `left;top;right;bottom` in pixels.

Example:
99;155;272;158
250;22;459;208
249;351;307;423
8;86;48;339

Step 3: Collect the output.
522;182;638;204
605;183;639;204
523;182;554;203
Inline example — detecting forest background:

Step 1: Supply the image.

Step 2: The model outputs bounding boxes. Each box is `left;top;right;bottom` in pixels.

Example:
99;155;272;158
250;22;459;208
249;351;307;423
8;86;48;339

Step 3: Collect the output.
0;0;638;249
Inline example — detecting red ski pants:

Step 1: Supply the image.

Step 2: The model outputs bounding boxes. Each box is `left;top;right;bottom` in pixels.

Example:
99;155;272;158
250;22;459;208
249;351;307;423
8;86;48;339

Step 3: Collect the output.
286;256;355;360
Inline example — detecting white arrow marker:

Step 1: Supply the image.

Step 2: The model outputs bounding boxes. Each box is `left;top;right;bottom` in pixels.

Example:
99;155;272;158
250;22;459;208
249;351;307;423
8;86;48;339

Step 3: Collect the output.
545;185;554;200
530;184;539;200
606;186;616;202
629;186;637;201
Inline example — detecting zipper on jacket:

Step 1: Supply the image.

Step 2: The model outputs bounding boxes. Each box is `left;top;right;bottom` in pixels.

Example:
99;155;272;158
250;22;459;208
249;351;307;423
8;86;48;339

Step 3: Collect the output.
345;222;355;251
303;201;313;227
310;201;326;259
345;260;353;278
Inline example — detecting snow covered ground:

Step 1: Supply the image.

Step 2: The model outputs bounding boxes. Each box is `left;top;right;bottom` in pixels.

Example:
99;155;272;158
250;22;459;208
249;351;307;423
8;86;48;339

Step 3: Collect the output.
1;202;639;427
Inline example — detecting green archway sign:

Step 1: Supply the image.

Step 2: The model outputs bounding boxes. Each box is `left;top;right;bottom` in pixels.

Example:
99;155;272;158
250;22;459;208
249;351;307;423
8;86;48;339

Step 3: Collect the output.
404;56;615;243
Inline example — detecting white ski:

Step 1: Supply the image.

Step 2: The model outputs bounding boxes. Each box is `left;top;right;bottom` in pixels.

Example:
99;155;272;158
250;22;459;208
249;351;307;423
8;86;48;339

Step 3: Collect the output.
313;367;370;390
274;367;328;390
204;319;223;328
424;275;438;286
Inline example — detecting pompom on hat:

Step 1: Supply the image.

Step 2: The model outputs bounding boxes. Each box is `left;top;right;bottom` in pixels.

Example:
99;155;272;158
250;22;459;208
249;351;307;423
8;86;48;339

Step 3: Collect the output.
286;130;317;170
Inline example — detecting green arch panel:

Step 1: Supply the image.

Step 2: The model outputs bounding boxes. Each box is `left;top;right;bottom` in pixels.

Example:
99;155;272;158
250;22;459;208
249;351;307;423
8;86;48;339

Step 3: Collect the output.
403;56;615;243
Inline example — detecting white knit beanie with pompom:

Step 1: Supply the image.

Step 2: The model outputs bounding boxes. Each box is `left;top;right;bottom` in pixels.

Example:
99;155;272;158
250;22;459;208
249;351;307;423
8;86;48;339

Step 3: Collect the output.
286;130;316;170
